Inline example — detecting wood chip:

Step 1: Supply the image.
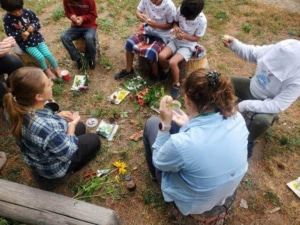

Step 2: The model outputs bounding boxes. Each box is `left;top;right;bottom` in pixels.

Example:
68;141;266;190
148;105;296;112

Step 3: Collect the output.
129;130;143;142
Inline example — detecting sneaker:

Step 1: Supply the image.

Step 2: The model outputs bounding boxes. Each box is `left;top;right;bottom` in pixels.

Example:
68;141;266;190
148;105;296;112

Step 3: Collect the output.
146;75;158;87
114;69;135;80
76;59;83;70
171;84;180;99
89;60;95;70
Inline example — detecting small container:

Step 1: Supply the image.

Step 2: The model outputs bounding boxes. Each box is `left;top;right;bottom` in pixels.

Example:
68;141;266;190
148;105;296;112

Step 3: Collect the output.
125;175;136;191
61;70;70;81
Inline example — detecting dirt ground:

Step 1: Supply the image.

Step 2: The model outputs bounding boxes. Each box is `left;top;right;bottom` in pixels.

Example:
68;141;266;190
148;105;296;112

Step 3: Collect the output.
0;0;300;225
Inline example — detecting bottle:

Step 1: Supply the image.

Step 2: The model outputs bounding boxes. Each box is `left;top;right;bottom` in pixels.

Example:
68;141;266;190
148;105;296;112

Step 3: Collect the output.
125;175;136;191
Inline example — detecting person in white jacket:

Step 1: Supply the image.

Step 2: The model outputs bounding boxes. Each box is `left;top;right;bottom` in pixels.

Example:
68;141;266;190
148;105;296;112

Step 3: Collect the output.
223;35;300;158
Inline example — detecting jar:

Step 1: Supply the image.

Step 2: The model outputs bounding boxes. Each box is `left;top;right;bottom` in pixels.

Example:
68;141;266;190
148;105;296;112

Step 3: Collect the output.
125;175;136;191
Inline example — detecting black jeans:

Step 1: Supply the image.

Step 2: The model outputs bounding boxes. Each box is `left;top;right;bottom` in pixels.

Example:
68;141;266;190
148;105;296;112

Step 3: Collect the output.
67;122;101;173
0;54;23;107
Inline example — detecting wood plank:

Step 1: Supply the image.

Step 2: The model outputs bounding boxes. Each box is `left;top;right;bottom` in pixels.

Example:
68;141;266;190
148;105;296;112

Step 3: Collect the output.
0;179;120;225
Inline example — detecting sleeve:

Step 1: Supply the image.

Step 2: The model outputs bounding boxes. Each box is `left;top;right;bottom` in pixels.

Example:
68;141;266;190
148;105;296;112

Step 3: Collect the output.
238;83;300;113
194;13;207;37
45;130;78;162
165;2;176;24
174;7;180;22
81;0;98;24
63;0;73;19
27;9;41;31
137;0;145;13
3;15;23;42
152;132;184;172
229;38;273;63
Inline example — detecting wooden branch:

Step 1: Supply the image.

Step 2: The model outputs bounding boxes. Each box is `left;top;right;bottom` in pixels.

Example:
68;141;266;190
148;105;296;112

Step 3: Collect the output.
0;179;120;225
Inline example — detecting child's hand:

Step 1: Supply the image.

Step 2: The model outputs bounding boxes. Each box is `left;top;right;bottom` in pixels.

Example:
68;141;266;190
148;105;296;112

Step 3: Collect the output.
222;34;233;47
176;31;185;40
138;13;148;23
27;25;34;33
76;16;83;26
70;15;77;22
147;18;156;27
22;31;30;40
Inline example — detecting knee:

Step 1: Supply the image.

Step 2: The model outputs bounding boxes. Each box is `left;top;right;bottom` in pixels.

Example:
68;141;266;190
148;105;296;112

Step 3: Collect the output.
168;58;177;68
251;114;273;129
90;133;101;150
158;53;165;62
34;54;45;62
61;33;70;43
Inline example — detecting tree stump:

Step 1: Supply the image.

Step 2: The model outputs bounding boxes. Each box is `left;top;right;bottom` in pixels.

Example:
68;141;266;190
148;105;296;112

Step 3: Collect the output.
179;55;209;77
12;45;39;67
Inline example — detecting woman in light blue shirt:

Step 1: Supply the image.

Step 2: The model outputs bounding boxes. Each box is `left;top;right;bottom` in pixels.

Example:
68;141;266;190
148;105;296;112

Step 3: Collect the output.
143;68;248;223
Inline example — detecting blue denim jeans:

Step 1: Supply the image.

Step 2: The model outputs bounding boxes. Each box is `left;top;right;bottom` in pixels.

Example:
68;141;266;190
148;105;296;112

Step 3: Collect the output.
61;27;96;61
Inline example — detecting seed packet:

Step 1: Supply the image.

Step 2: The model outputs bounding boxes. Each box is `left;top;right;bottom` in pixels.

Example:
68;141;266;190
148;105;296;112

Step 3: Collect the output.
96;120;119;141
109;88;130;104
71;75;88;91
287;177;300;198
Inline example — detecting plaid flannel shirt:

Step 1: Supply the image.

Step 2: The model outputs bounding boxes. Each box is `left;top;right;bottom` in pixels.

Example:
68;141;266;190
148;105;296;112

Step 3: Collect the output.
19;108;78;179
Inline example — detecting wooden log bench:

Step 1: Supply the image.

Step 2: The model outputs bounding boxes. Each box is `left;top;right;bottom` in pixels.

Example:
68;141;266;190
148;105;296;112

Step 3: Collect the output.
12;45;40;67
179;55;209;77
0;179;120;225
138;55;209;78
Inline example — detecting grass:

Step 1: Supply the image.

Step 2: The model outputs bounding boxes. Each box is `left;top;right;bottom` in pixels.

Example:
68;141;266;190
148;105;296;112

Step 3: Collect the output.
0;0;300;224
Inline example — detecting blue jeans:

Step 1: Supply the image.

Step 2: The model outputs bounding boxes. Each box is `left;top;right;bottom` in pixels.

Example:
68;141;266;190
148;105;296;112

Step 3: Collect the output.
61;27;96;61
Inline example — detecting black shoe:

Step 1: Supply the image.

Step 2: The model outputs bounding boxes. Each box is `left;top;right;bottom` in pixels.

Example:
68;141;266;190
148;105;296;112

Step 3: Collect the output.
89;60;95;70
114;69;135;80
146;75;158;87
76;59;83;70
160;70;171;82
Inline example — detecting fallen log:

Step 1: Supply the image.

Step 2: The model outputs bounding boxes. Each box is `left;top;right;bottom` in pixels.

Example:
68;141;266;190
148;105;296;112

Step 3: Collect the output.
0;179;120;225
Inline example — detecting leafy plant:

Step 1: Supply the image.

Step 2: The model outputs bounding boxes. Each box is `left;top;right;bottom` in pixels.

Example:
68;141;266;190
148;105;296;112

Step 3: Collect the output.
51;7;65;21
143;86;165;108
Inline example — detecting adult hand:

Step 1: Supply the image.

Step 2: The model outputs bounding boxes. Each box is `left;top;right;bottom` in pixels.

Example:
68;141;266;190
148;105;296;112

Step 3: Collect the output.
0;40;12;57
57;111;74;122
159;95;173;126
222;34;234;47
67;112;80;135
172;108;189;127
3;36;16;47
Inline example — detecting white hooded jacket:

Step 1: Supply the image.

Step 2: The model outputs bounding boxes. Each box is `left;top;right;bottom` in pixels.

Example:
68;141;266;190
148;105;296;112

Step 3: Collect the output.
230;39;300;113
